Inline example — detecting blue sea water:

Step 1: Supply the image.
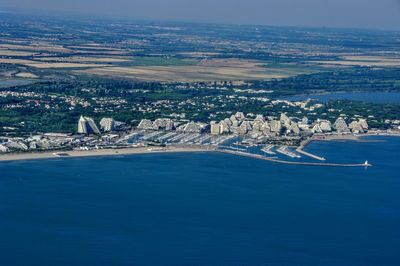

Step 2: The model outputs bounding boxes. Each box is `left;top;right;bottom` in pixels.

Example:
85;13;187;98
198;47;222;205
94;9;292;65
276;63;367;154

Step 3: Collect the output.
1;137;400;265
283;92;400;103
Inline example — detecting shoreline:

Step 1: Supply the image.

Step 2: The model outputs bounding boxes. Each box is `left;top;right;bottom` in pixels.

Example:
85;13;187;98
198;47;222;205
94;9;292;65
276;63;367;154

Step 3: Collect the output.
0;145;217;162
1;133;398;164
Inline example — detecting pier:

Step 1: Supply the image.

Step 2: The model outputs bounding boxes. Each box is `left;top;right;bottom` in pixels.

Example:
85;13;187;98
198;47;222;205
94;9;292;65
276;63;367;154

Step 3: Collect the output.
261;145;276;155
276;146;301;158
296;138;326;161
296;147;326;161
220;149;372;168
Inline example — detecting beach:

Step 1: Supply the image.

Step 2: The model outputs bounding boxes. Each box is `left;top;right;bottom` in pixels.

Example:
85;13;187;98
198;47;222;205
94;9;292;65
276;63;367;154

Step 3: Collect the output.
0;145;216;162
1;132;398;163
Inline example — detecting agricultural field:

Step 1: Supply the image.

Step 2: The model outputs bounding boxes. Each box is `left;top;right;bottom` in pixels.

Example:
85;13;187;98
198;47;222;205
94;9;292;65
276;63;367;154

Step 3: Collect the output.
316;55;400;67
0;38;327;81
0;12;399;84
2;13;398;82
75;59;322;82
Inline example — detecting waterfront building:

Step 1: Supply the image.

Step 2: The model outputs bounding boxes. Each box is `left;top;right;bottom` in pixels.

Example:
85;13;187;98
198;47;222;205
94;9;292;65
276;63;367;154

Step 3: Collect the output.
319;120;332;132
350;123;364;134
100;118;116;132
255;114;265;123
235;112;246;121
238;121;252;135
78;116;100;135
287;122;300;135
358;119;369;130
261;122;271;134
0;144;9;152
5;140;29;150
183;122;206;133
312;124;323;133
29;142;37;150
137;119;154;130
252;120;264;132
298;117;310;130
349;119;369;133
334;117;350;133
301;117;309;125
230;115;239;127
210;122;221;135
270;120;282;133
223;118;233;126
280;113;291;127
311;119;332;133
229;126;239;134
219;120;231;134
153;118;174;131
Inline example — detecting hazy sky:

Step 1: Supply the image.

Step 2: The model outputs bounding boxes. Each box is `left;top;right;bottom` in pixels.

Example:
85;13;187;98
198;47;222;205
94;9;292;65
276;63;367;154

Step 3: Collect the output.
2;0;400;30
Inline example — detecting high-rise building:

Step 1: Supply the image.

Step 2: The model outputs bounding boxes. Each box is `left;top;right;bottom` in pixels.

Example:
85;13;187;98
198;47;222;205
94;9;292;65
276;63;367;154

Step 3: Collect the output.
100;118;116;132
137;119;154;130
334;117;350;133
210;122;220;135
348;119;369;134
78;116;100;135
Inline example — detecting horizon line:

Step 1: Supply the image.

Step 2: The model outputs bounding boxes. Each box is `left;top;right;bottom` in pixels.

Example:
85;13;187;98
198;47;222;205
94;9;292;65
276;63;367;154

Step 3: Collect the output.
1;6;399;33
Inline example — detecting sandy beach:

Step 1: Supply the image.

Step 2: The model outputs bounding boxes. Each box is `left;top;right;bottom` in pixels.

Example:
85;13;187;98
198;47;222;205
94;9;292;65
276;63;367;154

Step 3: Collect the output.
0;145;217;162
1;132;398;163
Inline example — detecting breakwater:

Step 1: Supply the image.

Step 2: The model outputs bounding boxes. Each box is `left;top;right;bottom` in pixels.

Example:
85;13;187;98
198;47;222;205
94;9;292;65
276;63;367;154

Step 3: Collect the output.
220;149;372;167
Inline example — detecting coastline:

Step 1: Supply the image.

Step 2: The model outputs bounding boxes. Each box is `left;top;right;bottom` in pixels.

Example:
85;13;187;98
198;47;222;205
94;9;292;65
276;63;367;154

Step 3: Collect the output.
0;145;217;162
1;133;398;164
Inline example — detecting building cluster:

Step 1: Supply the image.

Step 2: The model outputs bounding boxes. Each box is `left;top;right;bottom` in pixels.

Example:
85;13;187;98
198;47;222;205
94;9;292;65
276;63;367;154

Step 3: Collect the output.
0;139;28;153
0;133;74;153
132;112;369;138
77;116;127;135
137;118;207;133
209;112;369;136
137;118;174;131
78;116;101;135
0;132;125;153
73;113;370;138
0;112;372;154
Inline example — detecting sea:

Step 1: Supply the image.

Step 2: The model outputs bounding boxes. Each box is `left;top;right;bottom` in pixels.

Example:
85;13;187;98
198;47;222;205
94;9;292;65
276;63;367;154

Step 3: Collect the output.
1;136;399;265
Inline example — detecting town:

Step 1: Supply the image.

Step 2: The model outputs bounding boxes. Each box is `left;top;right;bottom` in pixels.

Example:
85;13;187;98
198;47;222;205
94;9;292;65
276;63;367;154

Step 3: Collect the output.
2;97;398;163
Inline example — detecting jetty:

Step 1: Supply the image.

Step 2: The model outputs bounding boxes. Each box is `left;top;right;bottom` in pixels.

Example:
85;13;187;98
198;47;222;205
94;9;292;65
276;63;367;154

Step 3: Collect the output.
261;145;276;155
220;149;372;168
296;148;326;161
296;138;326;161
276;146;301;158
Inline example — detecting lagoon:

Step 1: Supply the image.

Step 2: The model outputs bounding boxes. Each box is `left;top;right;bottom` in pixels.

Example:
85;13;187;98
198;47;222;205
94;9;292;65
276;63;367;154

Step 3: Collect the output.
283;91;400;103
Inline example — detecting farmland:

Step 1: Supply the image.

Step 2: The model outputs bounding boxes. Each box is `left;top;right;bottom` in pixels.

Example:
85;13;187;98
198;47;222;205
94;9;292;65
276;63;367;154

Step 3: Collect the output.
1;12;398;83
